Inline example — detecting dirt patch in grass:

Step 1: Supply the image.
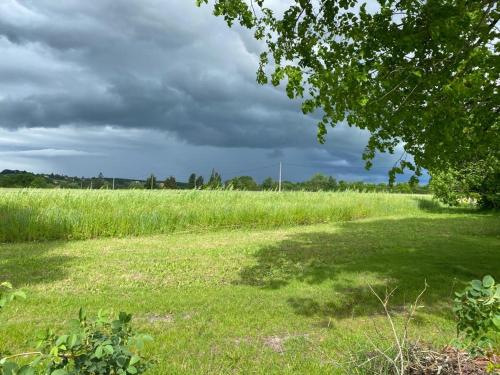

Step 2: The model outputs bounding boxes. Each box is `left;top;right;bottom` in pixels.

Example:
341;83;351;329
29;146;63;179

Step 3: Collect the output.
144;313;175;324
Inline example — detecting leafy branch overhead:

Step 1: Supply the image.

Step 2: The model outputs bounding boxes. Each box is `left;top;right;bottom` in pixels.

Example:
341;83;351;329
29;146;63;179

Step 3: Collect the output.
197;0;499;182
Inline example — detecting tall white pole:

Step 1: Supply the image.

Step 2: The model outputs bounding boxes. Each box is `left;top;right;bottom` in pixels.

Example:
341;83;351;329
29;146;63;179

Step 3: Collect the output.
112;177;115;190
279;162;282;192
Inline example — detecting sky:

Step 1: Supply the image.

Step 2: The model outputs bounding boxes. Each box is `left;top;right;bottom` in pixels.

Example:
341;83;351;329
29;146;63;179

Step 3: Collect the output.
0;0;414;183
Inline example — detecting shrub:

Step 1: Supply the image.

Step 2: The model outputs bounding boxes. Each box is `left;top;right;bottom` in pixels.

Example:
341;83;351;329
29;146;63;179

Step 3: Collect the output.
1;283;152;375
453;275;500;353
430;158;500;209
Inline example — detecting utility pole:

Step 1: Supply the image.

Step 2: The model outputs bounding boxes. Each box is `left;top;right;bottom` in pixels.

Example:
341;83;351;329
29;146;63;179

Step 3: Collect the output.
150;174;154;190
90;180;93;190
279;162;282;192
112;177;115;190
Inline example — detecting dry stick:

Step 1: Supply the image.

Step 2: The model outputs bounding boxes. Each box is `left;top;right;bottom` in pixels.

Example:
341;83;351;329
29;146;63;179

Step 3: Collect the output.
368;285;404;375
402;281;428;352
363;332;400;374
1;351;42;361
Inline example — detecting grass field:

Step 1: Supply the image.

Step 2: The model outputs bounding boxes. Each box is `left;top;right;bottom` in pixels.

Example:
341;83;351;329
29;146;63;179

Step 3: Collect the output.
1;189;432;242
0;190;499;374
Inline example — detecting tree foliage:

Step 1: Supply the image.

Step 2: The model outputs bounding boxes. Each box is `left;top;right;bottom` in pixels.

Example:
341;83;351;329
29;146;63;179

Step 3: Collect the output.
197;0;499;184
188;173;197;189
430;157;500;208
163;176;177;189
225;175;259;190
206;169;223;189
144;174;157;190
195;175;204;189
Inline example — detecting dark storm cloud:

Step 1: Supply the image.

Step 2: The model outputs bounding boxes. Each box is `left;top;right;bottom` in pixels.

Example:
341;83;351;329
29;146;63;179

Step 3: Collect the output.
0;0;415;182
0;0;325;149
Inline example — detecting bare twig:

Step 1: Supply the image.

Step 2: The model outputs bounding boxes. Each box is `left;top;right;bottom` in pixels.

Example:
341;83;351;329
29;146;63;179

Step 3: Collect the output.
368;284;404;375
1;351;42;361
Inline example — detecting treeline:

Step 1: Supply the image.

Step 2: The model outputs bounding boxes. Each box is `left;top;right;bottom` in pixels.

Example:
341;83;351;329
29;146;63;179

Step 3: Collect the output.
0;169;429;193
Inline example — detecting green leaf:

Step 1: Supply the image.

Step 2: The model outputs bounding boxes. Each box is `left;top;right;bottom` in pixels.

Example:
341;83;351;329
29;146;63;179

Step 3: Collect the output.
471;280;482;290
51;370;69;375
68;334;78;348
482;275;494;288
127;365;138;374
78;307;86;322
1;361;19;375
18;366;35;375
56;334;69;346
95;345;103;359
104;345;114;355
129;355;140;365
493;315;500;329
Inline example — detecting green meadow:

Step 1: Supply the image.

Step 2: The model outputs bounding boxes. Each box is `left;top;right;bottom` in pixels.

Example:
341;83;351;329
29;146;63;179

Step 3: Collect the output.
2;189;430;242
0;189;499;373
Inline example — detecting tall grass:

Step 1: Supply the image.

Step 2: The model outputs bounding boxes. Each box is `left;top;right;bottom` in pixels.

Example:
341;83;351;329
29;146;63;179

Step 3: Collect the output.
0;189;432;242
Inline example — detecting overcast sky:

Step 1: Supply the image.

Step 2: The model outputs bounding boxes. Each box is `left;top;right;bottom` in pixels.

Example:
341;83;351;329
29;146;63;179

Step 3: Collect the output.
0;0;417;183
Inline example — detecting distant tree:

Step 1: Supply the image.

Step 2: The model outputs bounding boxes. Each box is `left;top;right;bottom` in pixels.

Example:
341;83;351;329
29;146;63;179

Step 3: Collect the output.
164;176;177;189
226;176;259;191
30;176;48;188
337;180;348;191
188;173;197;189
207;169;222;189
92;172;106;189
392;183;412;194
305;173;338;191
144;174;158;189
195;175;204;189
129;181;145;189
261;177;277;190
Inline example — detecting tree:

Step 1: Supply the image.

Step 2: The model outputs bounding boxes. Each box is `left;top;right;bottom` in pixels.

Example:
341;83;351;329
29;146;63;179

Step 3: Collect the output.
195;175;204;189
225;175;259;190
197;0;499;185
430;157;500;208
188;173;197;189
207;169;222;189
93;172;106;189
304;173;337;191
164;176;177;189
144;174;157;189
261;177;278;190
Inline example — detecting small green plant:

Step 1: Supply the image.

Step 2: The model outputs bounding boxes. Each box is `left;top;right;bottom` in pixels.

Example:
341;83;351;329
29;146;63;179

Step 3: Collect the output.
1;283;153;375
0;282;26;312
453;275;500;353
40;309;153;375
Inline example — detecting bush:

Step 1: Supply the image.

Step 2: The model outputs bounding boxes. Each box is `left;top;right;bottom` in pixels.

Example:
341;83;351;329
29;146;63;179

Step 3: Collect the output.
430;158;500;209
1;283;153;375
453;275;500;354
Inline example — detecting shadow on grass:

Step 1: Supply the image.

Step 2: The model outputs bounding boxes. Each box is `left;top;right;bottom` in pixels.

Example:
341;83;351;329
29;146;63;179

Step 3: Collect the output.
414;197;487;215
236;215;500;319
0;204;75;287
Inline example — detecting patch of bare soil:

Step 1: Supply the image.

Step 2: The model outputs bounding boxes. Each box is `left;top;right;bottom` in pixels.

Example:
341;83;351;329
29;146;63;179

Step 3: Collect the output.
145;313;174;324
262;334;309;354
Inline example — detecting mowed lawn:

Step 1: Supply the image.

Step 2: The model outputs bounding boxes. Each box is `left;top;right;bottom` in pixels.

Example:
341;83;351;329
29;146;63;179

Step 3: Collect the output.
0;193;499;374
